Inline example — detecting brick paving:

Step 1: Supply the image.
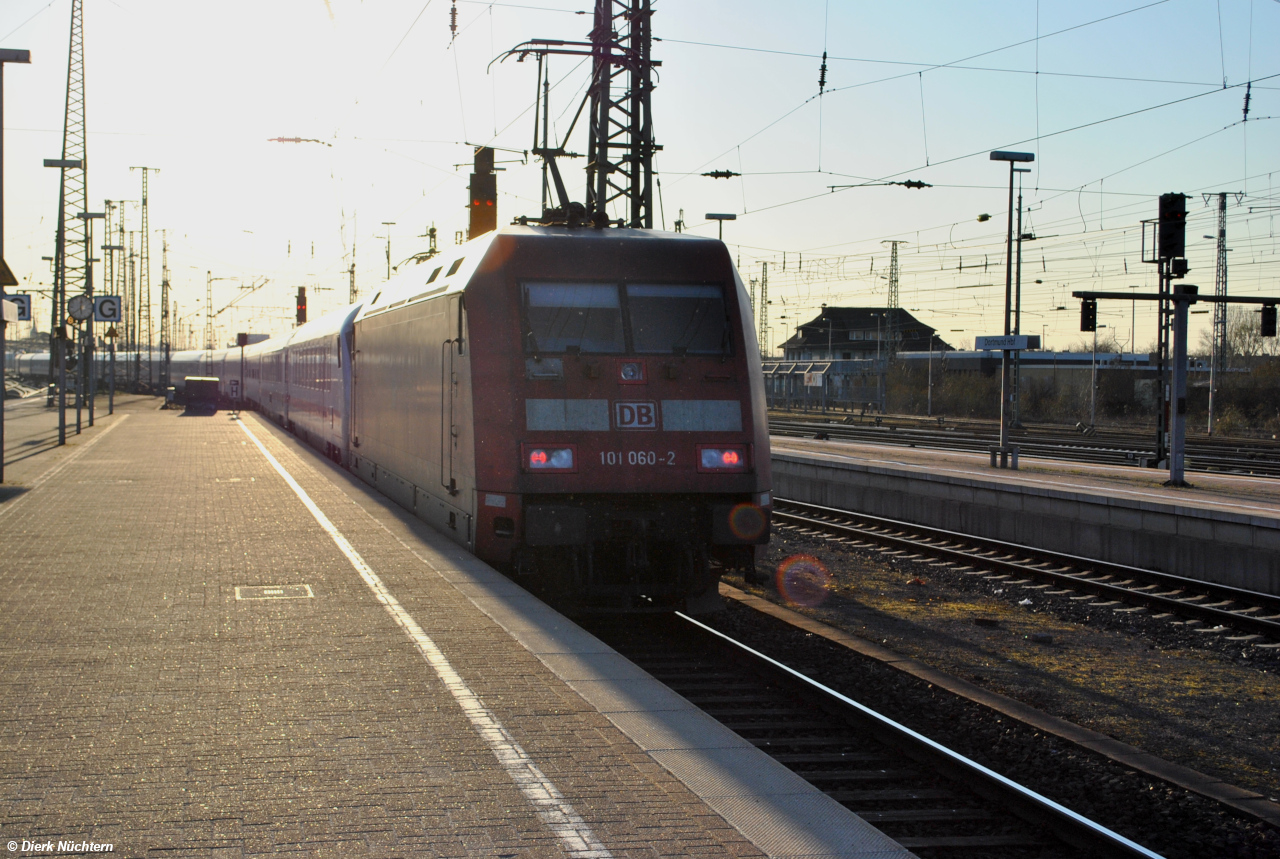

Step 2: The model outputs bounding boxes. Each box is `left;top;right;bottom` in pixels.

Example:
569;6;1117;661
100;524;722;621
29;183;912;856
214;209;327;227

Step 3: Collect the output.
0;405;767;858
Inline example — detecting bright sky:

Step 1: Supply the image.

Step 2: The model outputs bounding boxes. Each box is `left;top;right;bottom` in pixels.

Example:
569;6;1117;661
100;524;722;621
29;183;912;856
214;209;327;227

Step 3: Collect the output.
2;0;1278;354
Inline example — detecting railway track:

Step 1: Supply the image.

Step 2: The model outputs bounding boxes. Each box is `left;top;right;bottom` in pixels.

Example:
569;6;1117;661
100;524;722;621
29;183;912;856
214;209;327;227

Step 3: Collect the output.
769;414;1280;476
585;612;1163;859
772;497;1280;644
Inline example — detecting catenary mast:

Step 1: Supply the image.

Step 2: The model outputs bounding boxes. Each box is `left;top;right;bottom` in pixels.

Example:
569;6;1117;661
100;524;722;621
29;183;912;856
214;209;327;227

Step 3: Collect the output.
48;0;88;444
501;0;659;228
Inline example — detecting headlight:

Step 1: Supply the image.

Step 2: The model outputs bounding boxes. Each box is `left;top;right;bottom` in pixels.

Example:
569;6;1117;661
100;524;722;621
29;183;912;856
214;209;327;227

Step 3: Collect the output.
619;360;646;383
523;444;576;472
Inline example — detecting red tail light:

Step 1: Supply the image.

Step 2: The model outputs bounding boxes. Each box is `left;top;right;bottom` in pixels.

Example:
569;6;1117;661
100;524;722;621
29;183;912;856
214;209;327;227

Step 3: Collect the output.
523;444;576;472
696;445;748;472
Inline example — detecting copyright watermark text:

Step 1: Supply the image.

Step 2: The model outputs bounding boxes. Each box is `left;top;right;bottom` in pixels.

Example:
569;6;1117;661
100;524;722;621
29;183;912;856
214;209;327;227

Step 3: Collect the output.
7;841;114;854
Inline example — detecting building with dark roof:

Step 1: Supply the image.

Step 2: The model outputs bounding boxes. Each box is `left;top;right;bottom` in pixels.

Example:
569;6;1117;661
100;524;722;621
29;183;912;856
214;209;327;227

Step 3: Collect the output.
779;307;952;361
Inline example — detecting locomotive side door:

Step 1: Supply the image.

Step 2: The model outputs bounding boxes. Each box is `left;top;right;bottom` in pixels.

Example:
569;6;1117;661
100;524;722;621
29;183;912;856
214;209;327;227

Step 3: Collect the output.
440;294;462;496
282;348;290;427
349;327;360;451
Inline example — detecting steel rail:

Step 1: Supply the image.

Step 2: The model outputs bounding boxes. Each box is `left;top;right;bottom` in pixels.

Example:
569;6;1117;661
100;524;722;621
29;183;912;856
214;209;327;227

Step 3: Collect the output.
769;418;1280;475
773;498;1280;640
676;611;1167;859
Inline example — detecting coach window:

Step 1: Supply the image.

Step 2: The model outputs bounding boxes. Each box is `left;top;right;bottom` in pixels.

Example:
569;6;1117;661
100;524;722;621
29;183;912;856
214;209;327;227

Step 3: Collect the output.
627;284;730;355
523;282;625;354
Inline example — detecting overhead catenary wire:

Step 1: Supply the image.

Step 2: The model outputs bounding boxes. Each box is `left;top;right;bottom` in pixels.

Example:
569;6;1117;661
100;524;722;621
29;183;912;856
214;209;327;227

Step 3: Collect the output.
679;73;1280;236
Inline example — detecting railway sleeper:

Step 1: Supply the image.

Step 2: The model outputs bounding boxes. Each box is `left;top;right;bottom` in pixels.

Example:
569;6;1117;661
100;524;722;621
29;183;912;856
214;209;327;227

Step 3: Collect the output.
897;834;1051;850
859;809;995;823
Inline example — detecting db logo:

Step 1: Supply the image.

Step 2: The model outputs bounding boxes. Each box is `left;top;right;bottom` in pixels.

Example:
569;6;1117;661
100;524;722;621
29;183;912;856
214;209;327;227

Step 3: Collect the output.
614;401;657;429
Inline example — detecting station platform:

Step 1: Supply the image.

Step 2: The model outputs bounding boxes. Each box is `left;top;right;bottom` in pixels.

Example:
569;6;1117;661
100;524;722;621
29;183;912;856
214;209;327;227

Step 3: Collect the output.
771;437;1280;595
0;397;911;859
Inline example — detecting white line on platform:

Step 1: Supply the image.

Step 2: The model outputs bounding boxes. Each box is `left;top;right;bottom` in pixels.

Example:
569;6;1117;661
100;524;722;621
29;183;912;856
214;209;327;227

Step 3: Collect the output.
0;414;132;521
236;417;612;859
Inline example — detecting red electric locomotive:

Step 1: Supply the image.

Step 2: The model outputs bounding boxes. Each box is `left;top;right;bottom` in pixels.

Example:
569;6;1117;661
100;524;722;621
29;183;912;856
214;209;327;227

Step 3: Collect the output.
349;224;771;613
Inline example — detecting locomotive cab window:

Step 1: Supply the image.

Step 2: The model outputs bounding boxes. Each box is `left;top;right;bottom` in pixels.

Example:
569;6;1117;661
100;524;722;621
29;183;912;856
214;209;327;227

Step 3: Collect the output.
627;284;729;355
524;282;625;354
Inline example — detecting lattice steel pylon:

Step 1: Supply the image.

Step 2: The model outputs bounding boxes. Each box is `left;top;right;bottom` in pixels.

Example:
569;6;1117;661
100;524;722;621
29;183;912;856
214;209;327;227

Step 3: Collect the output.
758;262;768;357
49;0;88;420
160;230;170;388
500;0;659;228
1207;192;1229;434
112;202;128;319
883;240;905;360
131;167;157;387
585;0;657;227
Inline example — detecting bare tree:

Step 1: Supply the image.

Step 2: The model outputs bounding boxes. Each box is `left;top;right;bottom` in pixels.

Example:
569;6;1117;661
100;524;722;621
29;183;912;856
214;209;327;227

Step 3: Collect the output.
1069;331;1126;353
1225;305;1280;360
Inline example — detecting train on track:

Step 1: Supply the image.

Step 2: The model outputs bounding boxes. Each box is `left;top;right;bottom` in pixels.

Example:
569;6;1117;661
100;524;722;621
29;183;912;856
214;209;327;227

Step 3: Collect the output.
16;226;774;612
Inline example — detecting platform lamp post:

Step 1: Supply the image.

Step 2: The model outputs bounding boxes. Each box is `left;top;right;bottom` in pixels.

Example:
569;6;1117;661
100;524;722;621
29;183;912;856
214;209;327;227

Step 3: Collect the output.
77;211;103;428
0;48;32;485
102;242;122;413
706;213;736;241
989;150;1034;456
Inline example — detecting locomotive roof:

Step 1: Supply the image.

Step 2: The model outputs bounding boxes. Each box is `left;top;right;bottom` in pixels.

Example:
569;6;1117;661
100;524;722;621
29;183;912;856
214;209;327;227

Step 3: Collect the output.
356;224;723;326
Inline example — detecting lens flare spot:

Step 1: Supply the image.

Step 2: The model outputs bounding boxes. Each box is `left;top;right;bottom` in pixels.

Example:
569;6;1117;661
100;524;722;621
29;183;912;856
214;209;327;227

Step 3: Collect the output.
776;554;832;607
728;503;766;540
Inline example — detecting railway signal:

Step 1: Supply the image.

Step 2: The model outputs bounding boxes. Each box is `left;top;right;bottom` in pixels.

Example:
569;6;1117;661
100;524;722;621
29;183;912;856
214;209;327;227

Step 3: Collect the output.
1080;298;1097;332
1157;192;1188;260
469;147;497;238
1074;286;1279;488
296;286;306;325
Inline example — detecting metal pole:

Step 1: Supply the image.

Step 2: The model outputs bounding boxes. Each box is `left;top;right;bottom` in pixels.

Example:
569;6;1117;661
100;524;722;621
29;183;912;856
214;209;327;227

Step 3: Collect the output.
1156;259;1169;467
84;215;93;427
108;337;114;414
877;314;884;413
927;333;934;417
3;52;35;468
0;57;10;483
1168;287;1193;486
0;60;6;483
58;328;66;443
1012;178;1025;428
382;221;395;280
75;321;82;433
999;160;1014;453
824;315;831;413
1091;326;1098;426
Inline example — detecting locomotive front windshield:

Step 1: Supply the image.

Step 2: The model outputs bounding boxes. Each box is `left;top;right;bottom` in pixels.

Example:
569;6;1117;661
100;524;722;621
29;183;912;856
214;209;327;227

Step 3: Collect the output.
523;282;730;355
525;283;625;353
626;284;728;355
